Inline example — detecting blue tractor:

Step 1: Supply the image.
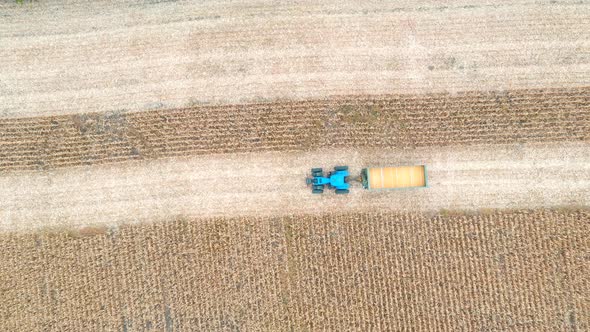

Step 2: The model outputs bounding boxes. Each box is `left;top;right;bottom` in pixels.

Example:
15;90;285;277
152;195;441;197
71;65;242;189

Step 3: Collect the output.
306;166;350;194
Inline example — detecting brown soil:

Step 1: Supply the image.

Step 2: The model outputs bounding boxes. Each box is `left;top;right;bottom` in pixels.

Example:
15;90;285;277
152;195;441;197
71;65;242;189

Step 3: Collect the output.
1;209;588;331
1;87;589;172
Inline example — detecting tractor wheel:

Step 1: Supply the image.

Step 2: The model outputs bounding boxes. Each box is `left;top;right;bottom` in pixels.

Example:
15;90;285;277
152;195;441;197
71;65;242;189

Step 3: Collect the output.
311;167;322;174
312;189;323;194
335;189;350;194
313;185;324;191
334;166;348;171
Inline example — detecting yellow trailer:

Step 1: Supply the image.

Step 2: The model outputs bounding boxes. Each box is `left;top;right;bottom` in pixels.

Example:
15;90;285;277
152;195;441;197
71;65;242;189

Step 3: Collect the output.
361;165;428;190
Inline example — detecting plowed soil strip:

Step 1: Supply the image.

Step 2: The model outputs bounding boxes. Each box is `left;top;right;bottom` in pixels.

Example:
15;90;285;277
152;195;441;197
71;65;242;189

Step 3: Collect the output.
1;210;588;331
1;87;589;173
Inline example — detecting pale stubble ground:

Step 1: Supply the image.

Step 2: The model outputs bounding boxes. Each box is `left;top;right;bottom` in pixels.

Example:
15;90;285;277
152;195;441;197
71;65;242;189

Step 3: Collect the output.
1;141;588;231
1;0;588;117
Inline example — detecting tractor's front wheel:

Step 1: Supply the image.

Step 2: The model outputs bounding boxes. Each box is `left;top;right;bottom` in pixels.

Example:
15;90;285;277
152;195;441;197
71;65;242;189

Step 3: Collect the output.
334;166;348;171
311;168;323;176
335;189;349;194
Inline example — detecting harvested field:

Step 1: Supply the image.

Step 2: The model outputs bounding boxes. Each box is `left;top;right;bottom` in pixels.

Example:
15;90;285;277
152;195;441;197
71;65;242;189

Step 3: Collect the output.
2;0;590;330
1;1;589;117
1;87;589;172
1;210;588;331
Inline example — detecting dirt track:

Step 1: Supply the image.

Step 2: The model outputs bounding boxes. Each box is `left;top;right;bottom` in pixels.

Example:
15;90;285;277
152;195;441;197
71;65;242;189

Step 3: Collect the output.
1;0;589;117
1;142;588;231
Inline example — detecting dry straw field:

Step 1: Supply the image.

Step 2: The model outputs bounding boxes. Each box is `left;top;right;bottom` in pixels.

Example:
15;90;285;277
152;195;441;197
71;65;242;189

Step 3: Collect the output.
1;0;589;330
0;87;588;172
1;210;588;331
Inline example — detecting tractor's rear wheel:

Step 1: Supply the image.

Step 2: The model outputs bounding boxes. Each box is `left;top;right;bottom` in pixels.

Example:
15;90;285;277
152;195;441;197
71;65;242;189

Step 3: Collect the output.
335;189;350;194
334;166;348;171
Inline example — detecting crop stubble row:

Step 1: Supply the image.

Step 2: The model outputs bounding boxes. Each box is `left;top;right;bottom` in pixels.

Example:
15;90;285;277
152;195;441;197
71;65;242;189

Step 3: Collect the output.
0;87;589;172
0;209;587;331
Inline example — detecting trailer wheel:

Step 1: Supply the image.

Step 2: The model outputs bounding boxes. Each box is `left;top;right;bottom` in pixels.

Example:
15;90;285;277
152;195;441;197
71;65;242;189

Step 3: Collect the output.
334;166;348;171
335;189;349;194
